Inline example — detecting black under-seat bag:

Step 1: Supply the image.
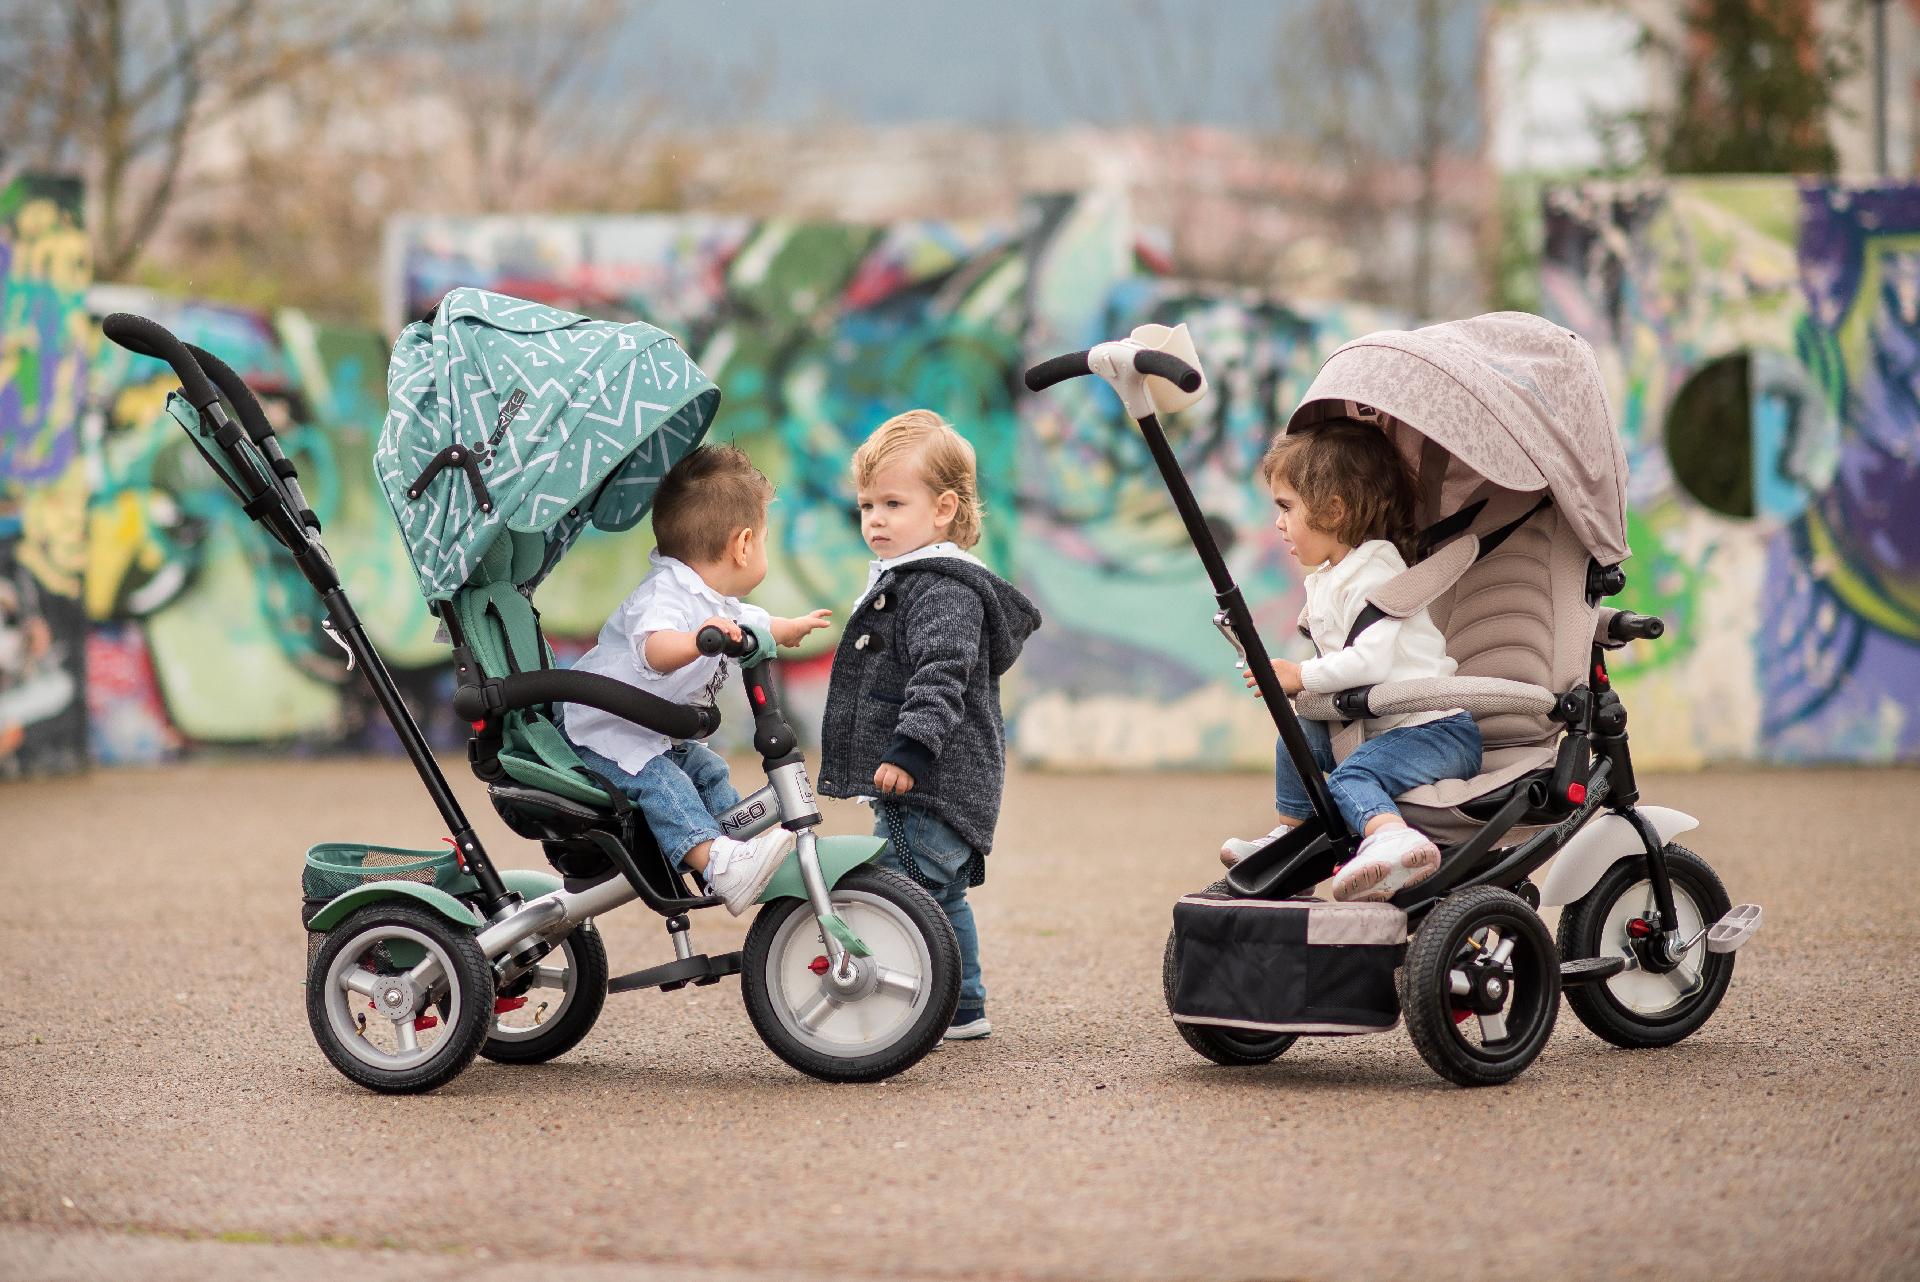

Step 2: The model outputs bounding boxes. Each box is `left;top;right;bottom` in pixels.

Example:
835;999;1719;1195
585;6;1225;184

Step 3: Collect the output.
1169;893;1406;1034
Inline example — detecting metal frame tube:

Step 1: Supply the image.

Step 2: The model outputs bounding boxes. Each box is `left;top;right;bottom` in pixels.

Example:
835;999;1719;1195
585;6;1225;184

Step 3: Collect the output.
1132;411;1352;844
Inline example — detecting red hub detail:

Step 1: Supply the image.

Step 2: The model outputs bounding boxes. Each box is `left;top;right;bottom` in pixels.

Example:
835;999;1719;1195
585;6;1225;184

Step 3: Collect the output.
1451;1006;1472;1025
808;955;831;976
494;996;529;1014
412;1014;439;1032
1626;917;1653;939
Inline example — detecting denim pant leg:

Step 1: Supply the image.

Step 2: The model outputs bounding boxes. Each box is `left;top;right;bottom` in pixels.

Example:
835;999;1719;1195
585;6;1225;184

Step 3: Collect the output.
1274;717;1338;822
874;802;985;1013
668;741;742;818
624;755;725;871
1326;712;1484;833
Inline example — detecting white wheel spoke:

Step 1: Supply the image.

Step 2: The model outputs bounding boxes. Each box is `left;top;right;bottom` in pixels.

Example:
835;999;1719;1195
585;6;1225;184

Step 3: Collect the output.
340;967;380;999
1477;1010;1508;1043
873;966;920;1001
394;1019;420;1054
795;988;837;1031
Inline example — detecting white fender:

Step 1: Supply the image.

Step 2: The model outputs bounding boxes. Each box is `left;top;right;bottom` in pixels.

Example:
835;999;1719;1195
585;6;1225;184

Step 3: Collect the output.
1536;805;1700;908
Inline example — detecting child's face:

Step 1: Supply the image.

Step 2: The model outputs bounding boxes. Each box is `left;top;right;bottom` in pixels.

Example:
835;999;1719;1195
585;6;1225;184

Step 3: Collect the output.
857;460;957;558
1270;477;1347;568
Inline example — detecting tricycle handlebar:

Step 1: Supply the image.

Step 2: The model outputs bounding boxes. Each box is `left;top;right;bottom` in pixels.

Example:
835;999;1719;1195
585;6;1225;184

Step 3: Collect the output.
1022;346;1202;396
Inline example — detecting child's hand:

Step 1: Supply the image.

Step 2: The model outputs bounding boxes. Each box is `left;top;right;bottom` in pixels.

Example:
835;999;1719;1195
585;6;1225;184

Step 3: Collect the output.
873;763;915;795
771;609;833;647
1244;657;1305;695
699;616;743;643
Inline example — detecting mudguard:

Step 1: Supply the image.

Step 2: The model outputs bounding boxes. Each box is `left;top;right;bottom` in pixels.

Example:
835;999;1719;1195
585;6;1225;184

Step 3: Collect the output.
305;880;484;933
758;834;886;904
501;868;563;901
1537;805;1700;908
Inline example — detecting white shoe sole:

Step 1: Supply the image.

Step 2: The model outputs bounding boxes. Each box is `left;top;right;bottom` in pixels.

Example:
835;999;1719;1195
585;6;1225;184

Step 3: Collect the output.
1331;844;1440;902
944;1017;991;1040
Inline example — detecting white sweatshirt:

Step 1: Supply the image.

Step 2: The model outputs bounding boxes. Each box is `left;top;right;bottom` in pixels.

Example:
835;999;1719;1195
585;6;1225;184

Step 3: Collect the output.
1297;539;1460;735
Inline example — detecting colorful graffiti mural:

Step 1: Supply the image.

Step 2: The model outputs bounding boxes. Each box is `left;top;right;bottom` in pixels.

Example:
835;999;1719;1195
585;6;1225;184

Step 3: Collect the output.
0;176;91;778
390;198;1402;767
7;179;1913;776
1541;178;1920;765
76;290;463;762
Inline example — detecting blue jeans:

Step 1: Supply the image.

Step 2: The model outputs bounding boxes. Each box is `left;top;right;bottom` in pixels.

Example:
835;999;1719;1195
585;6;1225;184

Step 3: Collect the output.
1276;712;1483;834
570;740;741;871
874;801;985;1015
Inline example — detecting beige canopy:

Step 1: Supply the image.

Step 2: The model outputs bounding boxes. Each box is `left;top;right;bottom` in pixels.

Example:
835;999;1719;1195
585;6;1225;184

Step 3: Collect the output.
1286;312;1630;566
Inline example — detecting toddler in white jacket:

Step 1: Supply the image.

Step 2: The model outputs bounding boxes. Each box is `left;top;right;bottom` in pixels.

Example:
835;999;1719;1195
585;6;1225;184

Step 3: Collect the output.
1223;420;1483;901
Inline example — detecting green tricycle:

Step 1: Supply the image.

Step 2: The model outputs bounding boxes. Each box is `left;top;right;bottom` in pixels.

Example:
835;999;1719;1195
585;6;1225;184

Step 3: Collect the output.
102;290;961;1093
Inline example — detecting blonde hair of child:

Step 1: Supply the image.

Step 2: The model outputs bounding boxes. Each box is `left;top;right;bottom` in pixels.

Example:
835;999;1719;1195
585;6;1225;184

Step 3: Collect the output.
850;410;984;549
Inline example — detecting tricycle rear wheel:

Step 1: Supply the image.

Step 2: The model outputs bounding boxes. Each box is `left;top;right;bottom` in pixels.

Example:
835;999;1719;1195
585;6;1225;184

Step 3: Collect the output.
1401;886;1559;1087
307;901;495;1094
480;923;609;1064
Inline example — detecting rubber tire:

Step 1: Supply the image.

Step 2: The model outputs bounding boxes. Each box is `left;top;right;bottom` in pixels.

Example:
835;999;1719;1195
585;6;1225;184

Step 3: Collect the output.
741;867;959;1083
479;924;609;1065
306;901;495;1095
1401;886;1560;1088
1557;843;1735;1049
1161;880;1297;1066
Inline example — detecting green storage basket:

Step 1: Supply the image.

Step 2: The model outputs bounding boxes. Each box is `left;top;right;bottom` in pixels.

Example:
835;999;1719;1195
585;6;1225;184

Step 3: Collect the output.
301;843;480;974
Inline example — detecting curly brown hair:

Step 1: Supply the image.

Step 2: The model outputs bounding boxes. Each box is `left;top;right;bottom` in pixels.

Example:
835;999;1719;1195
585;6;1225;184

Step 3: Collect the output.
1259;420;1418;560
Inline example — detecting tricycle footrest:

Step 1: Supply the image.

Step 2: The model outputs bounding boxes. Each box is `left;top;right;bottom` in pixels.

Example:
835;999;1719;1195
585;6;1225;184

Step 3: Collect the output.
1559;955;1627;985
1707;903;1762;954
609;951;743;995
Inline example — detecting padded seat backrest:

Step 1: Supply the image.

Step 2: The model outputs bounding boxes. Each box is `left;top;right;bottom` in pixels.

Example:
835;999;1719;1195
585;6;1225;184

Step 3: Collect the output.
1427;507;1595;749
449;535;611;808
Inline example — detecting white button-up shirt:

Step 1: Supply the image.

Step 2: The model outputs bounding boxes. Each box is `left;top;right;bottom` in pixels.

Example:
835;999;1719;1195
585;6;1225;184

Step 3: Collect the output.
1298;539;1460;736
565;552;771;773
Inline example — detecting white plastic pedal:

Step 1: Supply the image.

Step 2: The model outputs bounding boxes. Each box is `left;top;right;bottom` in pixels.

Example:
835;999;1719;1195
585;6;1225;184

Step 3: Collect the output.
1706;903;1761;954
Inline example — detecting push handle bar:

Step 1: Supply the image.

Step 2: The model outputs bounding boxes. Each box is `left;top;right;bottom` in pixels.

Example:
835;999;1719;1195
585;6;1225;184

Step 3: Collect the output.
452;668;721;740
1607;610;1665;642
101;312;221;410
1022;347;1203;395
185;341;319;532
696;624;760;660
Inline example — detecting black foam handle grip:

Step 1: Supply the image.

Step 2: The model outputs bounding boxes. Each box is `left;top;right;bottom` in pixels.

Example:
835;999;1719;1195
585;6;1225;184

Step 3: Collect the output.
453;670;721;740
185;343;276;447
101;313;221;410
696;624;758;659
1608;611;1666;642
1132;349;1203;393
1023;350;1093;392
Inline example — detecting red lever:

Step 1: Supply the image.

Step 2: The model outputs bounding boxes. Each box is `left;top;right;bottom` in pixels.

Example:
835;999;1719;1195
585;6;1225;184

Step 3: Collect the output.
1566;782;1587;805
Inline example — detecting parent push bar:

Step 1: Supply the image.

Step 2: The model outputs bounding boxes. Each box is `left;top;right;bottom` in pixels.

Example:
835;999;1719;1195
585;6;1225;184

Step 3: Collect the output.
1022;341;1355;852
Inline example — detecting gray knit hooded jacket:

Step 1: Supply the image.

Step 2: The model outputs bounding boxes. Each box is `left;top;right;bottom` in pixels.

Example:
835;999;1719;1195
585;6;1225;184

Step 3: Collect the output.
815;556;1041;857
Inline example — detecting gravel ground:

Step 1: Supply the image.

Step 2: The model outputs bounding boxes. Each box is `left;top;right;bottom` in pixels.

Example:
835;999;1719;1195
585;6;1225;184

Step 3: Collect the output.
1;757;1914;1281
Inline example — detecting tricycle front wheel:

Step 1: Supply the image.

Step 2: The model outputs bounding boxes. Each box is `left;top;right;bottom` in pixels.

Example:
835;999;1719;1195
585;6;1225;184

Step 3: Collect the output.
741;867;959;1082
306;902;495;1094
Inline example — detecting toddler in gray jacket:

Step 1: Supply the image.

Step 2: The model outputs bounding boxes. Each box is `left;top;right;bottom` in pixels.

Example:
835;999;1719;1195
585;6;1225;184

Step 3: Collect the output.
816;410;1041;1041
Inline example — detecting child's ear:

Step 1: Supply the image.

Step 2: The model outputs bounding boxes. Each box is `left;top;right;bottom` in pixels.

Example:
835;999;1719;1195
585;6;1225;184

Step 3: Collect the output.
733;526;755;563
1319;495;1346;532
934;489;960;530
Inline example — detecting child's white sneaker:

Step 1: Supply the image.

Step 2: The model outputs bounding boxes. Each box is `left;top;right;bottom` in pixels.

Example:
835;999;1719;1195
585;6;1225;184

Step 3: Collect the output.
705;829;797;915
1330;825;1441;902
1219;825;1296;867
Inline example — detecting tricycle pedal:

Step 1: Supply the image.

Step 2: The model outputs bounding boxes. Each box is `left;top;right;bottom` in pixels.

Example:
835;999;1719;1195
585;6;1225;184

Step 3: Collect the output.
1559;955;1628;985
608;950;743;995
1707;903;1762;954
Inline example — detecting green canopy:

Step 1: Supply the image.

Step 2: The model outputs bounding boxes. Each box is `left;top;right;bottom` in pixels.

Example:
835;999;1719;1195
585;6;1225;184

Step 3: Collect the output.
375;288;721;603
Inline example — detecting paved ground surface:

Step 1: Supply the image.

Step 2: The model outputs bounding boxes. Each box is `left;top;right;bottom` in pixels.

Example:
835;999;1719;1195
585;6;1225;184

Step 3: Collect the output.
1;758;1915;1281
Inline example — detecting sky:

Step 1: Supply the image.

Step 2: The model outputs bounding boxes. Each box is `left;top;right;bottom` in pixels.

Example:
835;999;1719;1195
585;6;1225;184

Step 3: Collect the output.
605;0;1485;146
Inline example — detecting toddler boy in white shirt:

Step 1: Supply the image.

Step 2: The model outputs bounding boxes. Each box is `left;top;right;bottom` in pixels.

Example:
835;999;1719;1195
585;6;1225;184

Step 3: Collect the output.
564;445;831;913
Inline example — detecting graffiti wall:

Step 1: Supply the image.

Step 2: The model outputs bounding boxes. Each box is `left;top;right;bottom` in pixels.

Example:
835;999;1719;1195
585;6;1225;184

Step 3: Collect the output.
0;176;91;778
389;197;1402;767
8;178;1912;775
1541;178;1920;765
